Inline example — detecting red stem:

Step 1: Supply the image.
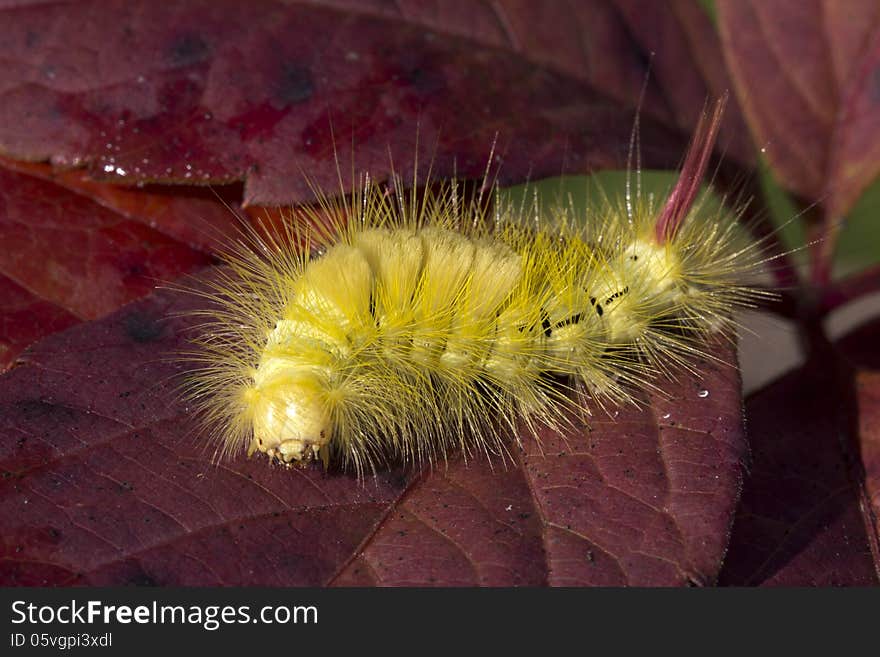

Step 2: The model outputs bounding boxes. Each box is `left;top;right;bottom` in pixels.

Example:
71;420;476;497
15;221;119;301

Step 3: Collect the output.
819;264;880;315
802;202;837;289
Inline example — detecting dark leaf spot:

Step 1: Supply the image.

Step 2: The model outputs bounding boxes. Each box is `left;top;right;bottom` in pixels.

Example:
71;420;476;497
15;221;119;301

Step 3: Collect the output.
275;62;314;105
123;312;165;343
168;33;210;67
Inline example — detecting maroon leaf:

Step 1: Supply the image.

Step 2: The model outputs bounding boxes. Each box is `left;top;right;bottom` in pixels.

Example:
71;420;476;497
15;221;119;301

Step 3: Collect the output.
612;0;753;164
0;275;78;371
0;0;729;207
0;160;213;365
335;379;746;587
314;0;754;164
857;370;880;552
0;283;747;586
720;319;880;586
0;156;243;253
717;0;880;221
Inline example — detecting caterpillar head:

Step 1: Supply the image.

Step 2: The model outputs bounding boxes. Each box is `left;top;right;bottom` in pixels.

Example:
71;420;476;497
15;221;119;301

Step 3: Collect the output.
244;363;331;464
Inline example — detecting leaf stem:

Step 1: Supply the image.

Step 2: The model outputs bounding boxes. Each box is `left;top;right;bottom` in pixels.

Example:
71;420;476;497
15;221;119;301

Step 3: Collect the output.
819;264;880;315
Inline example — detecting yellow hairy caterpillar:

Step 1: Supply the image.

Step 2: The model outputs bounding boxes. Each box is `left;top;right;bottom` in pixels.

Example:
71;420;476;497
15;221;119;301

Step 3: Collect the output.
182;99;765;474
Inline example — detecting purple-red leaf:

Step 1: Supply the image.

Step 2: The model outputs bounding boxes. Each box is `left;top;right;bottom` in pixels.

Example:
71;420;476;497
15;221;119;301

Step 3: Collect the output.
717;0;880;221
1;157;243;253
0;161;214;367
857;370;880;555
0;275;78;371
313;0;754;164
720;319;880;586
0;285;747;586
0;0;737;207
613;0;753;164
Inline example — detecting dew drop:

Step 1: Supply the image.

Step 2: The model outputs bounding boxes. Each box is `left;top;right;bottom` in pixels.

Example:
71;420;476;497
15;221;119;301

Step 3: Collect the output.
697;389;709;399
662;412;671;420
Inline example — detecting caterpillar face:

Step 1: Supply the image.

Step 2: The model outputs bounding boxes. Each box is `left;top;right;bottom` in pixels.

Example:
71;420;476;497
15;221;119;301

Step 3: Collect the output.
245;369;330;463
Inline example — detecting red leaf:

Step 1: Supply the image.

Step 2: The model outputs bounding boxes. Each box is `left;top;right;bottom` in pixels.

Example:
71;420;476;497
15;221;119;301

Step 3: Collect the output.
0;285;747;586
0;161;214;365
0;275;78;371
0;0;741;207
857;370;880;550
717;0;880;220
0;156;243;253
613;0;753;164
720;319;880;586
318;0;754;163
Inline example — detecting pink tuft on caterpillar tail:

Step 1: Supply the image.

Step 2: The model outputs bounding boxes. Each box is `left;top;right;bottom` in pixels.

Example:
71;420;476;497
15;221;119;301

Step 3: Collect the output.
654;95;728;243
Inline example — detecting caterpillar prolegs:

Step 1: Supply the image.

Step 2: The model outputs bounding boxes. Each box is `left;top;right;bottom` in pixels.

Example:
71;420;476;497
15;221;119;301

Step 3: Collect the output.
183;100;766;474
